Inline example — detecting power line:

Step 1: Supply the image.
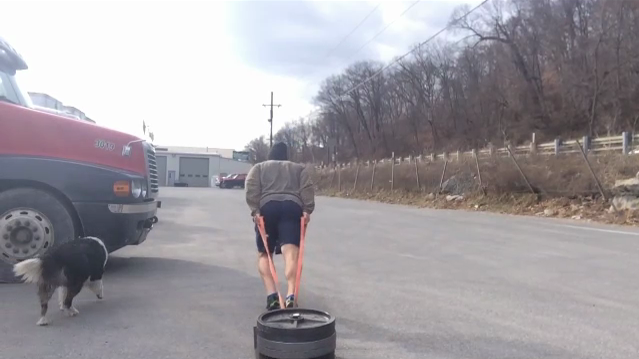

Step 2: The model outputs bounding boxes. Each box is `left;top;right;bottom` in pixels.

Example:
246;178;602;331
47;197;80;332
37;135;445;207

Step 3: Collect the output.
266;2;383;138
295;2;383;94
284;0;490;135
338;0;489;99
322;1;383;60
344;0;423;63
300;0;488;121
293;1;420;126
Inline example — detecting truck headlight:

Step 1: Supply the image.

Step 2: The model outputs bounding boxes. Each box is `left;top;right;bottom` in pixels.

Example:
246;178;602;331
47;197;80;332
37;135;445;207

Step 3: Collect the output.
131;179;142;198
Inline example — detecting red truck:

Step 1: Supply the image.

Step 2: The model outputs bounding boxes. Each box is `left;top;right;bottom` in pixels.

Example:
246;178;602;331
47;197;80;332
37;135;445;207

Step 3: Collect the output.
0;37;161;281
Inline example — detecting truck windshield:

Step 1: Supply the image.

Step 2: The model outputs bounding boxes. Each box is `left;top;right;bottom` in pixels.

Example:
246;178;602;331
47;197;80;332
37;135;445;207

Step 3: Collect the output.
0;68;33;108
0;71;13;103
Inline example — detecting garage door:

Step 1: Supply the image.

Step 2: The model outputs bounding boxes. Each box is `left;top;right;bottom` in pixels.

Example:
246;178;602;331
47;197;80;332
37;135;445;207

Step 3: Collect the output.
156;156;168;186
179;157;210;187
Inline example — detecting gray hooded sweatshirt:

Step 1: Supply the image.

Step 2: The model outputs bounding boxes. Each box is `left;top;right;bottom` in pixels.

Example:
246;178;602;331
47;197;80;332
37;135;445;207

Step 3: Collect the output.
244;160;315;216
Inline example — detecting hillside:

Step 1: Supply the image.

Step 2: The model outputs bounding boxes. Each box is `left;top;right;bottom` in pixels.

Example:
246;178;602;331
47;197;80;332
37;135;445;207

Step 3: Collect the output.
246;0;639;164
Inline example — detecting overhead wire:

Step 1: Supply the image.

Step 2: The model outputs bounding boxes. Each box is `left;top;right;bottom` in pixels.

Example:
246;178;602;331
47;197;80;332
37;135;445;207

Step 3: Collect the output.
322;1;383;61
295;1;383;95
337;0;490;99
343;0;423;63
282;2;384;127
291;0;491;131
298;1;422;122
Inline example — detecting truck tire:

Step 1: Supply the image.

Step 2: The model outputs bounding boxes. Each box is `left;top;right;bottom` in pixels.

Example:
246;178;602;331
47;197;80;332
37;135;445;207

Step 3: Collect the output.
0;188;76;283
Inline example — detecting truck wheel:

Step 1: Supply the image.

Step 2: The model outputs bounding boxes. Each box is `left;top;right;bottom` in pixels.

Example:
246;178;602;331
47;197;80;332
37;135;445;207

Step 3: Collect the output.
0;188;76;283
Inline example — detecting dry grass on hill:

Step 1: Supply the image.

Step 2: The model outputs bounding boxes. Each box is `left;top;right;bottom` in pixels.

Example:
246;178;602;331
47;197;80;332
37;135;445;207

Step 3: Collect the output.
311;153;639;226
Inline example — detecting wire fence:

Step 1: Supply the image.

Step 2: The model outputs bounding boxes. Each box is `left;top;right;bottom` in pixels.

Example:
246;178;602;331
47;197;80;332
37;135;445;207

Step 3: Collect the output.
312;132;639;200
315;132;638;169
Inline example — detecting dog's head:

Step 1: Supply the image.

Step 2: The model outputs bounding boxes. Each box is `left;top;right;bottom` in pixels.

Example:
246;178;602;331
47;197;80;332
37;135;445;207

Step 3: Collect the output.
87;279;104;299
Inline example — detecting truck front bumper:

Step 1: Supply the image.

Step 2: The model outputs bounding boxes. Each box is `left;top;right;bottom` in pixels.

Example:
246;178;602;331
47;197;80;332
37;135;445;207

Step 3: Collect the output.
74;199;161;252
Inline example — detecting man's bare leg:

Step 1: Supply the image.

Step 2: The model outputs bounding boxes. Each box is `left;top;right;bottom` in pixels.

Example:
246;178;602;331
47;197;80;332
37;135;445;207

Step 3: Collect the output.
258;252;276;294
280;244;299;300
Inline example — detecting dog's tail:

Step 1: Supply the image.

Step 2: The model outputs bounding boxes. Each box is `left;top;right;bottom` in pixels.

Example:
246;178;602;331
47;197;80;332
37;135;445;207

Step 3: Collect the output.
13;258;44;284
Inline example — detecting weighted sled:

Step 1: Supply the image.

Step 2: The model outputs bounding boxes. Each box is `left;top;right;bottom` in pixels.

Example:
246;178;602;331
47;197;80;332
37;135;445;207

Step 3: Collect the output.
254;308;336;359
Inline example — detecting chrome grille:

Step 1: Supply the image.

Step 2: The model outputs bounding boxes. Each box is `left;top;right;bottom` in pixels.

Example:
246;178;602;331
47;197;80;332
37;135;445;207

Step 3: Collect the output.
146;146;159;193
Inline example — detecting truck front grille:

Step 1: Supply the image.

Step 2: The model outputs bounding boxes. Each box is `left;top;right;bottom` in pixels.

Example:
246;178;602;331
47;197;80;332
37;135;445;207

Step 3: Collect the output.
146;146;159;194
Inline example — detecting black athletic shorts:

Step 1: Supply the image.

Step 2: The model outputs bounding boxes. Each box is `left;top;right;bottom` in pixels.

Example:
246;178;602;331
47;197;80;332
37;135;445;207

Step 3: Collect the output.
255;200;303;254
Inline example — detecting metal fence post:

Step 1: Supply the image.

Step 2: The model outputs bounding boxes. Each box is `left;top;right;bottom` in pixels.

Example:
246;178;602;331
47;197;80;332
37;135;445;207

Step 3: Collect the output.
391;152;395;191
582;136;590;154
554;138;561;155
622;131;630;155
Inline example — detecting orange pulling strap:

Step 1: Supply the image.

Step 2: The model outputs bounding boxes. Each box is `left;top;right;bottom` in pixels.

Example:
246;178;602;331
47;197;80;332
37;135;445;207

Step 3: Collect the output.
256;215;307;309
294;217;307;307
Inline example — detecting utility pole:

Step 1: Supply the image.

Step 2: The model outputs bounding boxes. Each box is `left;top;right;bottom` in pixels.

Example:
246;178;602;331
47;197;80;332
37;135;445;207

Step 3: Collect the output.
262;91;282;148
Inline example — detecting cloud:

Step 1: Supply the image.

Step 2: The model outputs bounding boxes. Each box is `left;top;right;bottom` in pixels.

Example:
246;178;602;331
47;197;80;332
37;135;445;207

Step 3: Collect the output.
227;1;382;79
226;1;476;82
1;0;484;149
374;1;472;51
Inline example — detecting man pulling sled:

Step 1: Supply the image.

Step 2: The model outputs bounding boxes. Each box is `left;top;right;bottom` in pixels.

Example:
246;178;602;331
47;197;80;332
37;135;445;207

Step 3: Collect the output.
244;142;315;311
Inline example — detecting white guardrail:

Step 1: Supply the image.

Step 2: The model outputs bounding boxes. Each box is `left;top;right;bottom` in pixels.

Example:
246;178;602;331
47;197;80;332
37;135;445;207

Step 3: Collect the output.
316;132;638;169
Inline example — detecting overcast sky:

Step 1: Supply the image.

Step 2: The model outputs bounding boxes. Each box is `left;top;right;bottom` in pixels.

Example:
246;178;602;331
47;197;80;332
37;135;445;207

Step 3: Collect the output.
1;0;483;150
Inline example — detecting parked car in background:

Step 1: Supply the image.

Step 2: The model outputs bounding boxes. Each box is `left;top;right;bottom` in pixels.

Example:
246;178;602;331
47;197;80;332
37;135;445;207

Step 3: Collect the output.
214;173;229;187
219;173;246;189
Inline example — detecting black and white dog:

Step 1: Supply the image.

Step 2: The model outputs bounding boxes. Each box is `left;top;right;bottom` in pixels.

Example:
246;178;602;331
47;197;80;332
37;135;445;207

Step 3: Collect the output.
12;236;108;326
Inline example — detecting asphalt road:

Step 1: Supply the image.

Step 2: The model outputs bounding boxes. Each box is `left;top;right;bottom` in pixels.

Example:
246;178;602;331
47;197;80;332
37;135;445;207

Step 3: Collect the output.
2;187;639;359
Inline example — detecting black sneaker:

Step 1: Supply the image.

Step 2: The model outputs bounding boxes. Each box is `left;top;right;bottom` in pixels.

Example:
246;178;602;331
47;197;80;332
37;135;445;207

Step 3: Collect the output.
285;294;296;308
266;293;280;311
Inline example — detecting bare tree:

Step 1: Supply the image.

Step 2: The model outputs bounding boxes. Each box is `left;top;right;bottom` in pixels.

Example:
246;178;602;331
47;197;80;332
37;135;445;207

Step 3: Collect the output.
245;0;639;163
245;136;270;164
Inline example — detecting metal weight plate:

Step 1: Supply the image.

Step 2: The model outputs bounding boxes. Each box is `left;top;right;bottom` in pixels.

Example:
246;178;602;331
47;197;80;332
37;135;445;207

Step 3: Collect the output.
255;308;336;359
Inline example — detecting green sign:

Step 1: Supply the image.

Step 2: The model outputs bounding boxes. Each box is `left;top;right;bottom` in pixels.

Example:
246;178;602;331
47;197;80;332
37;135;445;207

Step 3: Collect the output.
233;150;250;161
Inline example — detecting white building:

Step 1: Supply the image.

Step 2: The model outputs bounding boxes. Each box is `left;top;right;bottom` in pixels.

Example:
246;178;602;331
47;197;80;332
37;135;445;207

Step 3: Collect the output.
154;146;253;187
156;145;234;159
